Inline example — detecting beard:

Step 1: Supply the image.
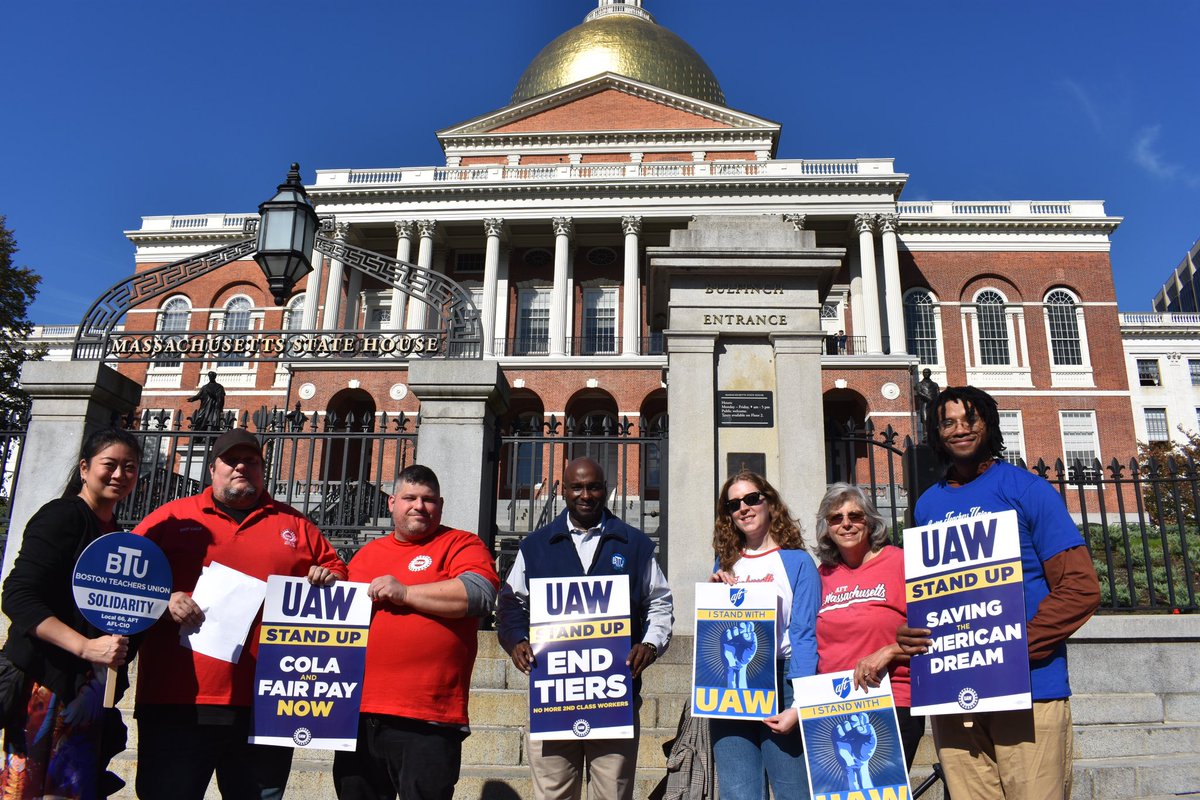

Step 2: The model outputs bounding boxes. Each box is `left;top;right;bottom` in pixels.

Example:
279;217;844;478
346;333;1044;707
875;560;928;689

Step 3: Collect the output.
215;481;261;508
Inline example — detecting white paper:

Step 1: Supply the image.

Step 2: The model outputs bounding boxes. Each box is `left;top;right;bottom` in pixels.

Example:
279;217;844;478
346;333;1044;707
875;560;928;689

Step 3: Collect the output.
179;561;268;663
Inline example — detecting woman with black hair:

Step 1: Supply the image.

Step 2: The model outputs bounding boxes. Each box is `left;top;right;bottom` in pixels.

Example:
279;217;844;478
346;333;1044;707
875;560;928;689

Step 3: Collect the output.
0;427;142;799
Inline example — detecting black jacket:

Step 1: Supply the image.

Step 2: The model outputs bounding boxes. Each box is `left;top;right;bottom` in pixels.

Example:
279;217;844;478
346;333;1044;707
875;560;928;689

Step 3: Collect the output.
2;496;130;700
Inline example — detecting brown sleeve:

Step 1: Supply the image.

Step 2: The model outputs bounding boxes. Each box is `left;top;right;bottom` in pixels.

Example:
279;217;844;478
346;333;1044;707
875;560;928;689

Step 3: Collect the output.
1026;545;1101;662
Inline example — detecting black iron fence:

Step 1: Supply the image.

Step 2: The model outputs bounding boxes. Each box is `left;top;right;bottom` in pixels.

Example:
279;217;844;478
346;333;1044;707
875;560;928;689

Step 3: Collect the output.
830;421;1199;612
493;413;667;580
0;410;29;548
119;405;418;562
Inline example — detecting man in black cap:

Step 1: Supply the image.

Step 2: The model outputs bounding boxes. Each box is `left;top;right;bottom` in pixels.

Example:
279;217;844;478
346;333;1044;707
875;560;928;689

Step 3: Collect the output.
133;428;347;800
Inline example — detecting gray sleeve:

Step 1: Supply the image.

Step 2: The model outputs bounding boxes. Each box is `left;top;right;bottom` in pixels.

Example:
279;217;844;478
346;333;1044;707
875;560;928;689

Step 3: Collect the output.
457;572;498;618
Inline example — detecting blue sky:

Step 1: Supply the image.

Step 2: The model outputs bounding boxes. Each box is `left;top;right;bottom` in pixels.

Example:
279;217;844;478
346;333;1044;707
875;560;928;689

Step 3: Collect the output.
2;1;1197;323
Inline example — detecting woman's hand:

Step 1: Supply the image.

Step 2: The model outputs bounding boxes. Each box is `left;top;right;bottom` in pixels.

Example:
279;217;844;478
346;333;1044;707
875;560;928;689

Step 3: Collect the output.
169;591;205;629
764;707;798;734
80;634;128;668
709;570;737;585
853;645;899;691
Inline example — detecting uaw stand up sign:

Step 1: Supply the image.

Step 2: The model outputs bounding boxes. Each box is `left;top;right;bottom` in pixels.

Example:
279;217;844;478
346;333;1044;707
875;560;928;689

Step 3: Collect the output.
904;509;1031;715
72;532;173;705
528;576;634;740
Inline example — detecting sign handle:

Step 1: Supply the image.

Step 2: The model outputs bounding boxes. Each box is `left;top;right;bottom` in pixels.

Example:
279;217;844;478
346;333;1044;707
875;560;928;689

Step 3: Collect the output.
103;666;117;708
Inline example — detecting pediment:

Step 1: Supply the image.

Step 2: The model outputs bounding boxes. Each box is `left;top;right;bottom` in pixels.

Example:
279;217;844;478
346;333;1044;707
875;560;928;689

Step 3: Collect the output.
438;74;779;139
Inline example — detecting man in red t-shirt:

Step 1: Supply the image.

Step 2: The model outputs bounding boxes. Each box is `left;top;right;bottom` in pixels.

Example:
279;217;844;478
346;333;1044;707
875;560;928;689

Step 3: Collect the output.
332;464;500;800
134;427;347;800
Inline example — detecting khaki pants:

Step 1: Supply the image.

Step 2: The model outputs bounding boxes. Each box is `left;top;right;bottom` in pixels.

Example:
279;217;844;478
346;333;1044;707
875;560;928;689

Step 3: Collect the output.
932;699;1073;800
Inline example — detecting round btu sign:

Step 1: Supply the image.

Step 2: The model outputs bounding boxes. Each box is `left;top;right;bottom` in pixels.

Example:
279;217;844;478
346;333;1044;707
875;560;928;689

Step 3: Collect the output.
72;532;172;635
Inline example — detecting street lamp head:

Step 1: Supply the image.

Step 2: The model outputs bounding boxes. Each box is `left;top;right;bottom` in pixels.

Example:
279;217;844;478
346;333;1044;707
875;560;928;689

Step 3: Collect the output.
254;163;319;306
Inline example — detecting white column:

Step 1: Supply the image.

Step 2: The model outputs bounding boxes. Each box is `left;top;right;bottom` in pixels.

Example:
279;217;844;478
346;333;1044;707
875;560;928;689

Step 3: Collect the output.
854;214;883;354
344;267;362;329
302;246;323;329
407;220;437;330
389;220;414;330
482;218;505;357
621;215;642;356
550;217;573;357
878;213;906;354
321;221;349;329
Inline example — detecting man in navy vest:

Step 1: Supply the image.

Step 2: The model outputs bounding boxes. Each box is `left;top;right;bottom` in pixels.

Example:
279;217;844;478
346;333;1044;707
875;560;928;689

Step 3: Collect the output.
497;457;673;800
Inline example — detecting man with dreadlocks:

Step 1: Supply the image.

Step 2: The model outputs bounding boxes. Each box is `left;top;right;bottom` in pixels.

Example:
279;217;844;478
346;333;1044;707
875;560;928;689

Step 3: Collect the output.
898;386;1100;800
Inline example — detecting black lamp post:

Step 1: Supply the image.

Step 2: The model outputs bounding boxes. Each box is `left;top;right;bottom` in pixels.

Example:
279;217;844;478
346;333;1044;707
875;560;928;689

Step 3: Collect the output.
255;163;320;306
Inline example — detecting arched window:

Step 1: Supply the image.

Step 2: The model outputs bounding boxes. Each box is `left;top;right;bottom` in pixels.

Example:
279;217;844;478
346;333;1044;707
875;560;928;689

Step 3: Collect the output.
219;296;253;367
1045;289;1082;366
153;296;191;369
976;290;1010;365
903;289;939;365
284;294;306;331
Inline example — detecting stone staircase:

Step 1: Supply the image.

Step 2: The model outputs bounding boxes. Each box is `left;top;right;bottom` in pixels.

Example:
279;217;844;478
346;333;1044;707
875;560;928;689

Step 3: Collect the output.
101;617;1199;798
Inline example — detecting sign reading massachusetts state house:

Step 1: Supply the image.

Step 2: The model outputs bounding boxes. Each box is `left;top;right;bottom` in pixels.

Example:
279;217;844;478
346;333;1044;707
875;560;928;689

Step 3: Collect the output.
104;330;446;362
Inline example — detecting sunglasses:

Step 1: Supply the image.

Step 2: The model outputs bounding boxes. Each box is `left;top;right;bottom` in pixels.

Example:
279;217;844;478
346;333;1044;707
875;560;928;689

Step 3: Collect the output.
724;492;765;515
827;511;867;526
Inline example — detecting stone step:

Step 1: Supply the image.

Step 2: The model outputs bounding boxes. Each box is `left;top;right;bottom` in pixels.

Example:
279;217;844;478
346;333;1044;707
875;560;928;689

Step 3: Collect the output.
1070;692;1164;725
1071;751;1200;799
1072;720;1200;760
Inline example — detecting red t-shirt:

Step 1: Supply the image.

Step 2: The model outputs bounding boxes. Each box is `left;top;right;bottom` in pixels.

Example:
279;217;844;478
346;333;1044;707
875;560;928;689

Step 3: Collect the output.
348;526;499;726
816;544;911;706
133;488;347;707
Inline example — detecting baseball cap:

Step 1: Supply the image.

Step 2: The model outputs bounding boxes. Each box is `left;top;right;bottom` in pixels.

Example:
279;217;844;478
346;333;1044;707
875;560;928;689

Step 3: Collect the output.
211;428;262;460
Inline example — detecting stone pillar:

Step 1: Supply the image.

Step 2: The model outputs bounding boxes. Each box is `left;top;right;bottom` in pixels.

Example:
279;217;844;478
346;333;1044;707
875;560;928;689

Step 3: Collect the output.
482;219;505;357
663;331;718;629
344;266;362;329
550;217;573;357
621;216;642;356
302;247;323;329
854;213;884;354
321;221;349;329
2;362;142;580
388;221;415;330
772;332;830;533
407;360;510;537
878;213;907;354
407;220;437;330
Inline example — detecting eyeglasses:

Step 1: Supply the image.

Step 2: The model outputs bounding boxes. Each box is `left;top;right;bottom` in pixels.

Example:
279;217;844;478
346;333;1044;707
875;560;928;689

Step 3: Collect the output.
724;492;765;515
826;511;866;526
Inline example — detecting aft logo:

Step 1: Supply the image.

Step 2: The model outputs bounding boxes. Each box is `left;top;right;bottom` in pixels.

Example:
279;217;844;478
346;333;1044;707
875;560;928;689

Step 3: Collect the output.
832;677;853;699
729;587;746;607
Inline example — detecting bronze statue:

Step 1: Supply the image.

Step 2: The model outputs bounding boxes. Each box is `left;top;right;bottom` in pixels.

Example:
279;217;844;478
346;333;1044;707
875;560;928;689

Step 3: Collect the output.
188;372;227;431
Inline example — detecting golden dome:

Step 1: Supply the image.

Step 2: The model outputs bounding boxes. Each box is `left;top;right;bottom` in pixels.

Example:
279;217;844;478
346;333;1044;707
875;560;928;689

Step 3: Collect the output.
512;7;725;106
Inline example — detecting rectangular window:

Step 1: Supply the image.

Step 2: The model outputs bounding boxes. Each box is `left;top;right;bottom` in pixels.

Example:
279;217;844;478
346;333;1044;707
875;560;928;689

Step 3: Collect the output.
1189;360;1200;386
581;288;618;354
454;251;485;275
997;410;1026;466
1144;408;1169;442
515;289;550;355
1137;358;1161;386
1060;410;1100;482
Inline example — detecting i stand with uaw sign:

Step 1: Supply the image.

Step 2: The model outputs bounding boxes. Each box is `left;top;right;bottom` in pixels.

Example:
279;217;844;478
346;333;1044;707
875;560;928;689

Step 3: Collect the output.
250;576;372;750
691;582;777;719
795;671;911;800
904;508;1030;715
528;575;634;740
72;532;173;706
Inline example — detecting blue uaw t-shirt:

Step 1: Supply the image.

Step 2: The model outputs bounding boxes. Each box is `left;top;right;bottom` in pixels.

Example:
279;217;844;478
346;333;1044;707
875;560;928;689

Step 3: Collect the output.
913;460;1083;701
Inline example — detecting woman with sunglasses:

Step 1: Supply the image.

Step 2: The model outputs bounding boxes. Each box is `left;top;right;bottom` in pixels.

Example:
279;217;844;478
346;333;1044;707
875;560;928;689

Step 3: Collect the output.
814;482;925;770
709;471;819;800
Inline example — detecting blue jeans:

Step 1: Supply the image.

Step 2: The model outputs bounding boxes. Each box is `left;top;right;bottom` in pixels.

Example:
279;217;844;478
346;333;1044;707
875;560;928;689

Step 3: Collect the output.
710;662;810;800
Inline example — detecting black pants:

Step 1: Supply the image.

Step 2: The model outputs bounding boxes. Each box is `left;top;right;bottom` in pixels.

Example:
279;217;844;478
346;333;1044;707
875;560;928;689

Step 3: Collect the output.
333;714;466;800
136;708;293;800
897;705;927;771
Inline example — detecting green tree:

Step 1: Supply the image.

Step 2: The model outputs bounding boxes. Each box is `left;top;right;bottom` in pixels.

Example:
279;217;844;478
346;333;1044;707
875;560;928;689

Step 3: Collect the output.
0;217;43;416
1138;432;1200;524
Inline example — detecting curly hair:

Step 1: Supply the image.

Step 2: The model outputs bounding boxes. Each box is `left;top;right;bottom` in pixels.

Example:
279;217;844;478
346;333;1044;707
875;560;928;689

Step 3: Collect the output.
713;471;805;573
813;483;890;567
926;385;1006;463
